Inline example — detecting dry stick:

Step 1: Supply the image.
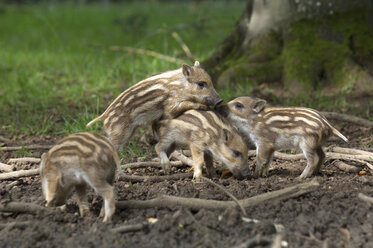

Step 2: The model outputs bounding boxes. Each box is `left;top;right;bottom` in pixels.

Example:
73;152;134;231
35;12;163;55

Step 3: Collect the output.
333;161;360;173
108;46;186;65
0;162;13;172
118;172;193;183
111;223;148;233
171;151;194;167
121;161;184;169
8;157;41;163
358;193;373;204
0;221;31;230
172;32;196;61
232;235;273;248
0;145;51;152
331;147;373;157
116;179;319;210
0;169;39;180
321;111;373;128
201;176;248;217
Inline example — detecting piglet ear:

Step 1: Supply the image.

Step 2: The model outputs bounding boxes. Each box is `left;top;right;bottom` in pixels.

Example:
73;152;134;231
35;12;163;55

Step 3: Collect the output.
194;61;201;67
252;99;266;113
182;64;193;77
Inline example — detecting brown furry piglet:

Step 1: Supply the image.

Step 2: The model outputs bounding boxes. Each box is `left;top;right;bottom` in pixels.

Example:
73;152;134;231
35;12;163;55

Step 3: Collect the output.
216;96;348;179
40;132;120;222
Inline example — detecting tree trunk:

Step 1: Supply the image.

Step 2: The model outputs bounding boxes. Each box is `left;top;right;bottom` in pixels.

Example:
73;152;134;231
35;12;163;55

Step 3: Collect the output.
203;0;373;96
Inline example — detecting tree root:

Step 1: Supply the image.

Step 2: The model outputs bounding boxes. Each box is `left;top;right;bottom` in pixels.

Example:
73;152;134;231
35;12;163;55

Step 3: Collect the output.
1;145;51;152
111;222;148;233
116;179;319;210
358;193;373;204
0;169;39;180
0;179;319;216
332;161;360;173
0;221;31;230
118;172;193;183
321;112;373;128
8;157;41;164
171;151;194;167
122;161;185;169
0;162;13;172
232;235;273;248
201;176;248;217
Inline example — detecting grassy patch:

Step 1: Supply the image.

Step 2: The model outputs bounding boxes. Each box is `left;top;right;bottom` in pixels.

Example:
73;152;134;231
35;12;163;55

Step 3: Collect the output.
0;1;244;135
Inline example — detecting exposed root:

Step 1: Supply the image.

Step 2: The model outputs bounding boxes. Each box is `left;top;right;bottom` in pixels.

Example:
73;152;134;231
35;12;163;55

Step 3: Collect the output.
118;172;193;183
0;169;39;180
122;161;184;169
111;223;148;233
321;112;373;128
116;179;319;210
332;161;360;173
201;176;248;217
0;162;13;172
8;157;41;163
358;193;373;204
1;145;51;152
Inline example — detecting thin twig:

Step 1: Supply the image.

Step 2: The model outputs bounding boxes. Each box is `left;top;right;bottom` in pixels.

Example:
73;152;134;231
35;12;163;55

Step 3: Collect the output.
111;223;148;233
118;172;193;183
321;112;373;128
0;162;13;172
0;202;46;213
0;169;39;180
0;145;51;152
108;45;186;65
172;32;196;61
201;176;247;217
358;193;373;204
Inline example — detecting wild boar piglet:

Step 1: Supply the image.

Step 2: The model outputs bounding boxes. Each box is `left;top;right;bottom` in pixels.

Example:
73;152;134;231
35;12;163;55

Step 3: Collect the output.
87;61;222;151
40;132;120;222
216;96;348;179
155;110;249;180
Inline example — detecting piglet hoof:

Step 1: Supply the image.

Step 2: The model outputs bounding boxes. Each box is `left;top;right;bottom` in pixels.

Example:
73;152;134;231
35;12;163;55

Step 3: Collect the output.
102;216;112;223
79;205;90;217
161;162;172;174
99;207;105;218
57;205;67;211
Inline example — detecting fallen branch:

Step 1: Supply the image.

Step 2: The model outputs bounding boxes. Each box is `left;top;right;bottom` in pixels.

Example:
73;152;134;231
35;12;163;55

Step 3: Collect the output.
0;221;31;230
0;162;13;172
172;32;196;61
171;151;194;167
8;157;41;164
321;112;373;128
0;169;39;180
333;161;360;173
118;172;193;183
111;222;148;233
358;193;373;204
0;145;51;152
108;45;186;65
201;176;247;217
116;179;319;210
121;161;184;169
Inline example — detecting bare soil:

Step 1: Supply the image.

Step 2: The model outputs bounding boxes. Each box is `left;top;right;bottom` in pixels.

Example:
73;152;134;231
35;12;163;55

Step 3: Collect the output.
1;122;373;248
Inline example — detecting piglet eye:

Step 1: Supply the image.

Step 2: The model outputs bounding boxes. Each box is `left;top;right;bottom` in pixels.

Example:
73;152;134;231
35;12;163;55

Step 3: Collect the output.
196;81;207;89
232;150;242;157
234;102;244;109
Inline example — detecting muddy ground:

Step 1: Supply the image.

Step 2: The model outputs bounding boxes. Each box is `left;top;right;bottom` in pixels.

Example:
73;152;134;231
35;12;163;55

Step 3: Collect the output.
1;121;373;248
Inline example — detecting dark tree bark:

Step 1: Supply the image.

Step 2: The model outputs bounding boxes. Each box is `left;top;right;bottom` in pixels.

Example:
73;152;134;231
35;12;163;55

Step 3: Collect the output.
203;0;373;96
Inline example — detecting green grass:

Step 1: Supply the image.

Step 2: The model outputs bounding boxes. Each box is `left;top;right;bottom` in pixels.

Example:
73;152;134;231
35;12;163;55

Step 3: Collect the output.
0;1;245;135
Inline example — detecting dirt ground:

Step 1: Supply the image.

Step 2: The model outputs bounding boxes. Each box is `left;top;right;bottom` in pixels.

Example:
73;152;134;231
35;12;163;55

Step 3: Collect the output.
1;121;373;248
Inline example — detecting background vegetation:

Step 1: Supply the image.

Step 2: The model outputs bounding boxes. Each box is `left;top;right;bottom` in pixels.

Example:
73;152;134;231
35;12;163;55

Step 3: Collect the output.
0;1;371;137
